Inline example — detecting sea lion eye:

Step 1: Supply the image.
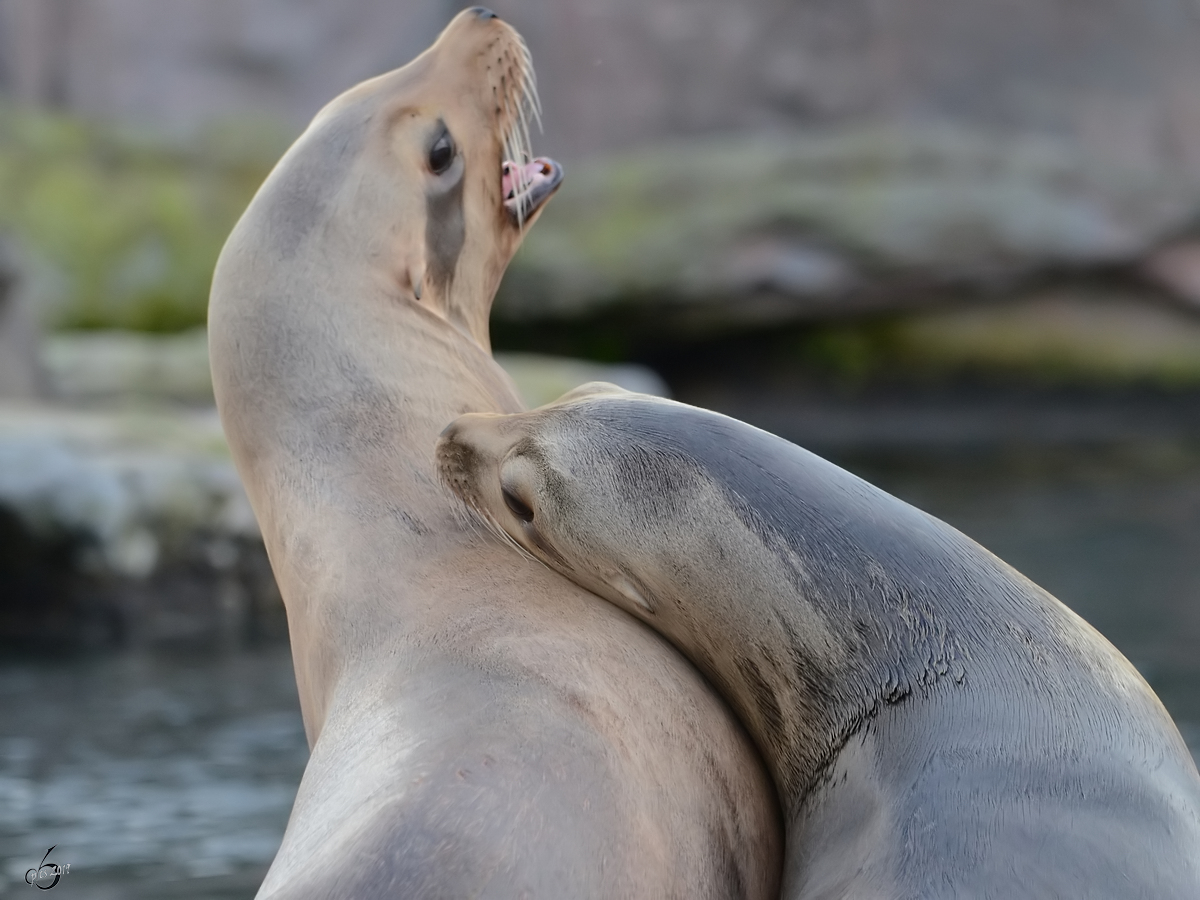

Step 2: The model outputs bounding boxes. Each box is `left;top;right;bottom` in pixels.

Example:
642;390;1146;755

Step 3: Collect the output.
502;486;535;523
428;129;455;175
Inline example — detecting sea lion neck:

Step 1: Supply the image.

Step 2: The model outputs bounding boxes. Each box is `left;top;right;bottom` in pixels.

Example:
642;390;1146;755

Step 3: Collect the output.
211;254;523;735
207;8;541;738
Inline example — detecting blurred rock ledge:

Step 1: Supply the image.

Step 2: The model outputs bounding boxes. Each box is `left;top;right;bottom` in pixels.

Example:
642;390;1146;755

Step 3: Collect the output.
0;331;667;650
496;128;1200;339
35;330;668;409
6;108;1200;343
0;403;279;649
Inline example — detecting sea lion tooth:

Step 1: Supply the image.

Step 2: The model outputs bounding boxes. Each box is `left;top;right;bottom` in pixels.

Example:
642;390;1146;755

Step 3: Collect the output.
438;390;1200;899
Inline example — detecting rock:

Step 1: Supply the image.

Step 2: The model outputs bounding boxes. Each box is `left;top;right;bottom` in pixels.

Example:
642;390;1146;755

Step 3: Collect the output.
0;403;278;647
495;352;668;407
39;329;669;408
0;107;275;333
8;0;1200;334
42;327;214;404
0;405;253;560
0;0;452;136
0;240;45;399
496;128;1192;331
7;0;1200;185
1142;240;1200;309
887;289;1200;385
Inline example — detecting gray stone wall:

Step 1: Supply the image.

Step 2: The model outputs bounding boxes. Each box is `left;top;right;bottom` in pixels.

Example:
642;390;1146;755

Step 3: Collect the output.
0;0;457;133
2;0;1200;179
0;241;44;399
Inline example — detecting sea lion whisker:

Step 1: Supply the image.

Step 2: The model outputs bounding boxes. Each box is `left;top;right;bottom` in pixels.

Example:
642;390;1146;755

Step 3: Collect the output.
469;500;539;564
528;78;543;133
440;484;487;532
495;37;543;230
519;49;542;130
434;459;539;562
517;103;531;163
499;83;533;229
515;99;533;170
485;511;540;564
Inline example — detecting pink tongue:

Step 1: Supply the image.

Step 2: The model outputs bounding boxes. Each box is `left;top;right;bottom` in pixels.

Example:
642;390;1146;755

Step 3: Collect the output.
502;158;555;199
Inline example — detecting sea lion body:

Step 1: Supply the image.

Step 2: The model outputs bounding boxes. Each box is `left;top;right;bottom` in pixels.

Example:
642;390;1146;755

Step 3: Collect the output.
209;12;780;899
438;386;1200;898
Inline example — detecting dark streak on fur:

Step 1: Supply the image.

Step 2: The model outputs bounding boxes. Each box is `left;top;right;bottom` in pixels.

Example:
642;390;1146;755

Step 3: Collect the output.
699;745;757;900
425;167;466;290
736;655;786;751
578;400;979;794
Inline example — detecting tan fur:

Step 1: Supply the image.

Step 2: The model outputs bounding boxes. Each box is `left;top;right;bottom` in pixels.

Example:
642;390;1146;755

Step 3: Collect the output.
209;11;780;899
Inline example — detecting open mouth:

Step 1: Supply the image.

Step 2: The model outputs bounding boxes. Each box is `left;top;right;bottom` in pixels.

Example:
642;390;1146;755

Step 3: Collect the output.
502;157;564;225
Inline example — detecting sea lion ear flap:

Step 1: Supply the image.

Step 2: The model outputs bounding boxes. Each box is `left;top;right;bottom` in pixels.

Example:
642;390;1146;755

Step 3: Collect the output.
552;382;632;407
397;240;427;303
409;260;426;302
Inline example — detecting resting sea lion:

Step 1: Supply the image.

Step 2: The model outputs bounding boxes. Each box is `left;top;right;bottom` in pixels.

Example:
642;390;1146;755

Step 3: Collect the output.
437;384;1200;899
209;11;781;900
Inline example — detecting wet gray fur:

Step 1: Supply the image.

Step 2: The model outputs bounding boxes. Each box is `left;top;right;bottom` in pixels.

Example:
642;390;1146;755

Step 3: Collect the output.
503;398;1200;899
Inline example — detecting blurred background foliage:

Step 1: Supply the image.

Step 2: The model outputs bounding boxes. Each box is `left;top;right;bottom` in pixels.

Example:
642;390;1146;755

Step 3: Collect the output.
0;105;280;331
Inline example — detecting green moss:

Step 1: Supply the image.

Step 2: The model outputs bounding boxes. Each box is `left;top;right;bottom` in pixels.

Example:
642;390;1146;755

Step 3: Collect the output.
784;290;1200;388
886;291;1200;386
499;127;1182;323
0;106;284;332
791;326;892;383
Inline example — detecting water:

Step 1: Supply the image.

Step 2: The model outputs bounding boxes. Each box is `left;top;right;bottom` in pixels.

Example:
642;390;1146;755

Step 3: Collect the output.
1;448;1197;899
0;648;307;899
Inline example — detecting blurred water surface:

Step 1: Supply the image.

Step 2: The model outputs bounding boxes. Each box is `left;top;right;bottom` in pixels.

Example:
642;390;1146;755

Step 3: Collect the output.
1;446;1197;899
0;647;307;899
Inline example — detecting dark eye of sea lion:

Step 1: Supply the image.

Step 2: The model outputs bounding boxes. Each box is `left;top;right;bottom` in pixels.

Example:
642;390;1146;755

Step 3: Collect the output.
502;486;535;523
428;127;456;175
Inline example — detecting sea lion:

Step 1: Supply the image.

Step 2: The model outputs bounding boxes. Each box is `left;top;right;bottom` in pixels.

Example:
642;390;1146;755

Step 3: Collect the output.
437;384;1200;899
208;10;781;900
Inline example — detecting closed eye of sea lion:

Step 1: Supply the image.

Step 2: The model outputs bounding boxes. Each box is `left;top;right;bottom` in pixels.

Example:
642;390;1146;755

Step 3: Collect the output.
211;9;782;899
437;384;1200;899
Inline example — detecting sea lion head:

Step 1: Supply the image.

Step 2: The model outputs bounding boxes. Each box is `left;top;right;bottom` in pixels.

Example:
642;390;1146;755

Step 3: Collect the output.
436;386;863;799
435;383;748;625
223;6;561;347
440;386;886;798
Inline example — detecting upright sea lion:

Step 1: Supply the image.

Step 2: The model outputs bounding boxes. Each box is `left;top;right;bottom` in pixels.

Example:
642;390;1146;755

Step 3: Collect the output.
438;384;1200;899
209;11;780;899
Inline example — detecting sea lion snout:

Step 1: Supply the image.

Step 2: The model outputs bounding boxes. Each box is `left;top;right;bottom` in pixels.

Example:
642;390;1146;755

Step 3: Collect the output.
436;412;525;518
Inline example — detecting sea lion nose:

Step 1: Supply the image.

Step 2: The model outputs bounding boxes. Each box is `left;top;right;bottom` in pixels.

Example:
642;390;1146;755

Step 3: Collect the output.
469;7;499;19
